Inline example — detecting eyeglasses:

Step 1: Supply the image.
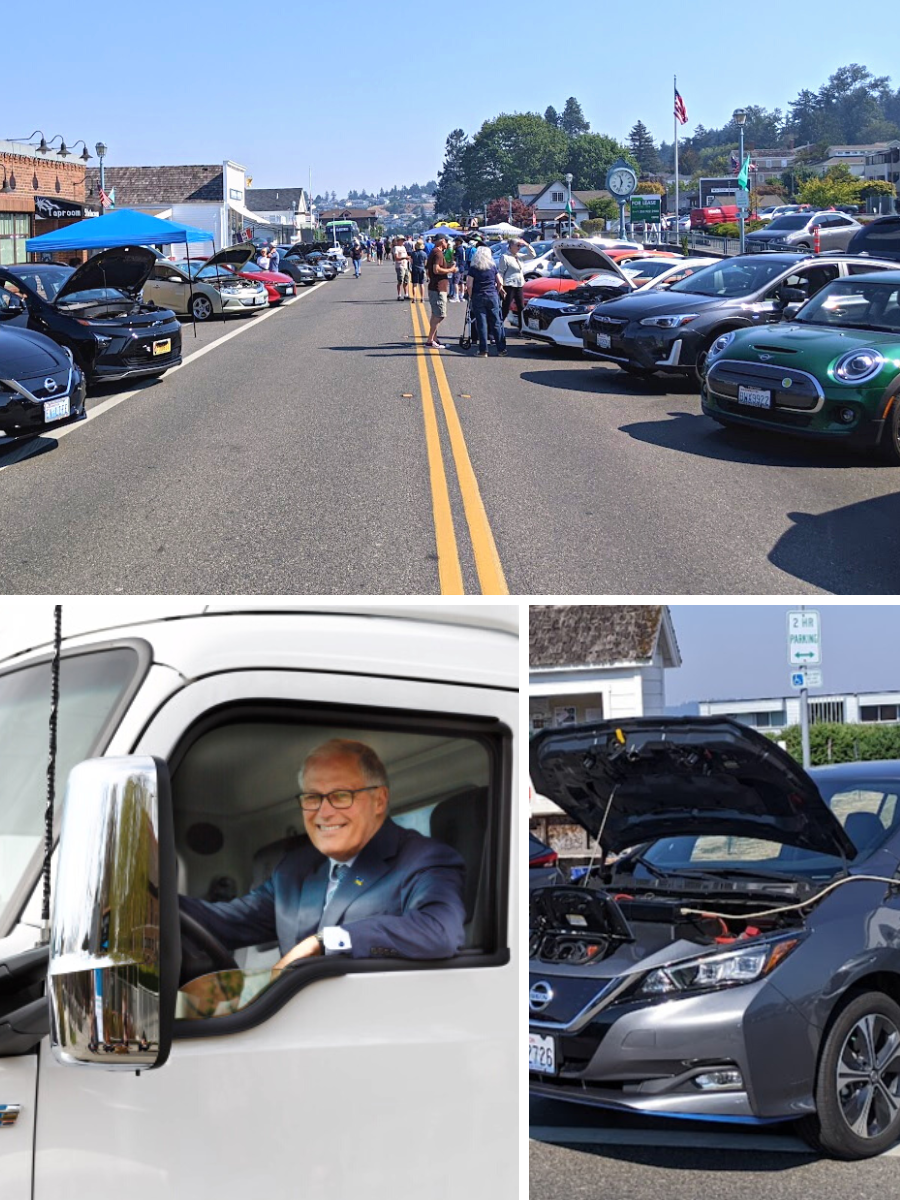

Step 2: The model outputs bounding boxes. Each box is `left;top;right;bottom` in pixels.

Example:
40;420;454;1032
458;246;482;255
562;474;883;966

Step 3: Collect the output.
297;785;381;812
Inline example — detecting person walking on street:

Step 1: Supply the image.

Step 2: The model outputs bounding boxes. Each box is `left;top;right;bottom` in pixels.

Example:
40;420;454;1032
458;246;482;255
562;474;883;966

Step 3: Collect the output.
392;237;410;300
497;238;535;332
350;240;363;278
376;237;384;264
465;246;507;357
424;235;456;350
410;239;427;304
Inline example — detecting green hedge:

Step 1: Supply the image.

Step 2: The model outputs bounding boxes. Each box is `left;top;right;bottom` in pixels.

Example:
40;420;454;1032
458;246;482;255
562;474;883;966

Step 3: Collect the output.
707;220;767;238
772;722;900;766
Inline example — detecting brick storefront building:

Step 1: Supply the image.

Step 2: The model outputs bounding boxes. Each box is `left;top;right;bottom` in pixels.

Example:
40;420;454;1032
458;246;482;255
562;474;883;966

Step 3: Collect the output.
0;139;95;263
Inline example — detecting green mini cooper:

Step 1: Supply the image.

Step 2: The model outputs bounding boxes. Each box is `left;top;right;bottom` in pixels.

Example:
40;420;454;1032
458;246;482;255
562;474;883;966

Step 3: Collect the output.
702;269;900;463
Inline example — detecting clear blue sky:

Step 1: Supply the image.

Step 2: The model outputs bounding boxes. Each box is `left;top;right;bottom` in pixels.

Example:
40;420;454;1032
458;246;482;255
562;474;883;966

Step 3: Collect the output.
8;3;900;197
667;604;900;707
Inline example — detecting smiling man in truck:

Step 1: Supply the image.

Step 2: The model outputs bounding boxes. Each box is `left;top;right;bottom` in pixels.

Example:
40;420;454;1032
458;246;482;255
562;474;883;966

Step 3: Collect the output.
180;738;467;964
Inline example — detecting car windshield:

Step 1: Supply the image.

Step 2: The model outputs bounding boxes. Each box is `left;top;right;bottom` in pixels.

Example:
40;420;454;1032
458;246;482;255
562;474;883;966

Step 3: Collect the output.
767;214;812;231
667;258;787;297
0;648;140;934
621;258;677;280
632;773;900;881
795;279;900;329
194;264;236;279
5;264;74;300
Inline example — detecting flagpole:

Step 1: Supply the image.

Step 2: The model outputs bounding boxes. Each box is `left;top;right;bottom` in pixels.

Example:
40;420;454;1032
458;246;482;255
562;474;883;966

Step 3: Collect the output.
674;75;679;245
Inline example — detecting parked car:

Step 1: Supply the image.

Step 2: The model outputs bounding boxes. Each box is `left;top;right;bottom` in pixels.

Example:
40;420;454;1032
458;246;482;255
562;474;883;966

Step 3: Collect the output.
143;247;268;321
0;248;182;385
691;205;739;230
206;258;296;303
0;325;86;438
846;213;900;262
276;257;319;287
522;258;713;350
513;248;676;315
756;204;812;223
581;252;890;382
746;210;862;253
530;717;900;1159
529;832;560;888
302;251;338;279
702;268;900;462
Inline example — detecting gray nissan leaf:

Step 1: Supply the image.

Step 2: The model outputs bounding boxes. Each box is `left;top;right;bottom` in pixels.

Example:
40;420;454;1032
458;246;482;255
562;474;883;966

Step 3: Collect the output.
529;717;900;1159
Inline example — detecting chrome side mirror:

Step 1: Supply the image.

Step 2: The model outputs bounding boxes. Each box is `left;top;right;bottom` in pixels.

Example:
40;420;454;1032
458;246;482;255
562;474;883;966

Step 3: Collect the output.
49;757;179;1070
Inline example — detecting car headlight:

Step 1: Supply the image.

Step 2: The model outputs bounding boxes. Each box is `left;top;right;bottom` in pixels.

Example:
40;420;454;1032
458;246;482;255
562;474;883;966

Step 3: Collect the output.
638;936;802;997
94;335;113;349
708;330;736;358
833;348;884;384
560;305;589;315
62;345;74;364
639;313;698;329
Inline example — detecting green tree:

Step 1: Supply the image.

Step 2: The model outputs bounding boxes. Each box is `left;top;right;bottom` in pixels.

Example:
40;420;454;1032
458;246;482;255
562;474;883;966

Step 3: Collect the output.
798;163;862;208
565;133;634;190
635;180;665;195
628;121;661;175
586;196;618;221
560;97;590;137
544;105;560;128
460;113;570;208
433;128;470;218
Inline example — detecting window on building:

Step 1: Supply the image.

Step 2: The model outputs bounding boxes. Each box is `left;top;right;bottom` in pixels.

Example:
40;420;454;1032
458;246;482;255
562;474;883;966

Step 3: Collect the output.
860;704;899;722
810;700;845;724
551;191;564;203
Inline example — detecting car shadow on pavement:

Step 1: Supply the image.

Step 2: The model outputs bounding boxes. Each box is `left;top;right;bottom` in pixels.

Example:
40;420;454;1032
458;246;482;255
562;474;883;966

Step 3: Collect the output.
619;410;879;469
545;1141;827;1175
769;494;900;594
0;436;58;467
519;368;655;398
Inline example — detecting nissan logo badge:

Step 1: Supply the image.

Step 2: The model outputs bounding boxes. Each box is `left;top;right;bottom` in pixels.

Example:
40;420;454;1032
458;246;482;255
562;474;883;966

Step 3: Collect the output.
529;981;553;1012
44;377;58;393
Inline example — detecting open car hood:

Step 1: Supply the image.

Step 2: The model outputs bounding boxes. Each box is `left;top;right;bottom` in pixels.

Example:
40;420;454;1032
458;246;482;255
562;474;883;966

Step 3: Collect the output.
201;244;257;272
530;717;856;859
55;246;157;302
551;239;629;282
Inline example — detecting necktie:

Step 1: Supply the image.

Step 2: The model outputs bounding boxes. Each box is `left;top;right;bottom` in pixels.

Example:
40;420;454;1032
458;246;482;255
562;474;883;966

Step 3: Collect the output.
325;861;350;909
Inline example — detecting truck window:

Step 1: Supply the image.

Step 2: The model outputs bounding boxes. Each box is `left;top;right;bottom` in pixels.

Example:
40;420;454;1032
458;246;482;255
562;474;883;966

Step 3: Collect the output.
0;647;142;935
170;710;507;1027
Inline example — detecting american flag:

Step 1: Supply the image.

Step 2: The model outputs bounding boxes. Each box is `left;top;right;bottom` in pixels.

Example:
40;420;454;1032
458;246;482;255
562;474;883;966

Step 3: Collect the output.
98;185;111;208
674;88;688;126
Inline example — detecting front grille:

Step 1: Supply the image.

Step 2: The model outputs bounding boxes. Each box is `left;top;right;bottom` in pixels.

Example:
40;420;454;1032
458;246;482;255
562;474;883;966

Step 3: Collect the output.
715;397;814;427
707;359;821;411
121;332;181;366
524;307;557;331
588;314;628;332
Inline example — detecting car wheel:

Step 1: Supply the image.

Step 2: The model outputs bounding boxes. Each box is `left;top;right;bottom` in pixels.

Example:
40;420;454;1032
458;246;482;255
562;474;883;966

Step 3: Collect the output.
190;294;214;322
796;242;811;250
877;392;900;465
694;340;715;385
797;991;900;1159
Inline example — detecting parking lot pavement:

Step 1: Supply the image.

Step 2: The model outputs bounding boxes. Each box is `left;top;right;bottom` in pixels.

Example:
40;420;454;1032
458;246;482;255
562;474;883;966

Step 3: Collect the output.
530;1099;900;1200
4;264;900;594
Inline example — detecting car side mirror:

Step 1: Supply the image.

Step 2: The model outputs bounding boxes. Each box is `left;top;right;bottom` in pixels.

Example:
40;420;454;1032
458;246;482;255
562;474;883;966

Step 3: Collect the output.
49;757;180;1071
782;302;804;320
0;294;26;317
778;285;807;305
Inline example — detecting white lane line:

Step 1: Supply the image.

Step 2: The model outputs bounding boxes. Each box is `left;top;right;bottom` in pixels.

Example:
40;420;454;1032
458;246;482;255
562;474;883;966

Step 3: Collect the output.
530;1125;815;1153
0;281;327;467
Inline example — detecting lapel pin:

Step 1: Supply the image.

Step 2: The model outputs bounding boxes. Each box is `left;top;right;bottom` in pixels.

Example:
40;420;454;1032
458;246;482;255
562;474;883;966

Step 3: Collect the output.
355;877;364;886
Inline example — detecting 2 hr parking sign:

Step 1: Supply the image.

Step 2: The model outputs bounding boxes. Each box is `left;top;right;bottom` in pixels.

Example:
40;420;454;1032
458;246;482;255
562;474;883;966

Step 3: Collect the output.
787;609;821;667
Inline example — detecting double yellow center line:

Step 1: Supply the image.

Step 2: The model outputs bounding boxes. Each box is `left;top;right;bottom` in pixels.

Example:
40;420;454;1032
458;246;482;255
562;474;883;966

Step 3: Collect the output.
409;300;508;595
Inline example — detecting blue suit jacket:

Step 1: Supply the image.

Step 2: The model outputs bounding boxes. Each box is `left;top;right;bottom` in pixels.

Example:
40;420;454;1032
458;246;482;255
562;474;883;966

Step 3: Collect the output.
180;818;466;960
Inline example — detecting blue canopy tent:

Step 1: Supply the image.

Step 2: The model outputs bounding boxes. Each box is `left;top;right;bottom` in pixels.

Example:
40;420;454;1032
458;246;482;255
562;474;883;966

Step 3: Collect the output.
26;208;220;334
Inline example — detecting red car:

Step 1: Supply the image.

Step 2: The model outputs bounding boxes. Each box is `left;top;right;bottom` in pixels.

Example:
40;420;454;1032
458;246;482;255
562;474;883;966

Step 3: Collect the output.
225;261;296;304
514;251;680;313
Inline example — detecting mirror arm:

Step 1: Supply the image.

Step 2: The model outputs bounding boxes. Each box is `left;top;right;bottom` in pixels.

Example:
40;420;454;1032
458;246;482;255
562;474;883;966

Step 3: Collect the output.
0;997;49;1057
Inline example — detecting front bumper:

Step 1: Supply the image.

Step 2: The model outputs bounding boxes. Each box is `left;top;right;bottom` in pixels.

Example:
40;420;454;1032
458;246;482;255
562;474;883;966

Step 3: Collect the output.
91;325;183;382
0;365;87;437
220;292;267;312
521;307;587;349
529;975;816;1121
583;319;700;373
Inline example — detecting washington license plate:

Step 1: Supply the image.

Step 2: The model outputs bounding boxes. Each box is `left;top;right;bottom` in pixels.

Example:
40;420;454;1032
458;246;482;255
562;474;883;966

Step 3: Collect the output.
525;317;539;331
43;397;70;423
738;385;771;408
152;339;172;357
529;1033;556;1075
285;286;294;295
596;332;611;348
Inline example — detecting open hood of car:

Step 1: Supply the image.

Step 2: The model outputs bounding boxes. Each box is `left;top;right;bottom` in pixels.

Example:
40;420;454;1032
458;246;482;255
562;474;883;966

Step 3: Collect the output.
552;239;630;282
530;717;856;859
202;244;257;272
55;246;158;302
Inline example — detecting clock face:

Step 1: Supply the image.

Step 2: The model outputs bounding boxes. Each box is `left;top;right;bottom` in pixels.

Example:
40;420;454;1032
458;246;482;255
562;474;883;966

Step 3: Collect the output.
608;168;636;197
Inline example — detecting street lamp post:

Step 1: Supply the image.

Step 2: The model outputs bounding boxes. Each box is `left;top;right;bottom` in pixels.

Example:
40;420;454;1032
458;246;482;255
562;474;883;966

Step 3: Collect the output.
95;142;107;216
732;108;747;253
508;194;512;223
565;172;573;235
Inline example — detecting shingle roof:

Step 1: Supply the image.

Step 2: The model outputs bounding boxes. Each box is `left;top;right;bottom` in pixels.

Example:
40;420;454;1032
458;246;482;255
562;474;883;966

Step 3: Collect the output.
85;165;223;206
517;184;544;197
246;187;307;210
530;605;676;669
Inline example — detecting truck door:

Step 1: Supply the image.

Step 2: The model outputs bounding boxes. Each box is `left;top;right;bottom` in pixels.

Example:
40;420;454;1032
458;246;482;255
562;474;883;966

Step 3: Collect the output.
0;1058;36;1200
33;667;516;1200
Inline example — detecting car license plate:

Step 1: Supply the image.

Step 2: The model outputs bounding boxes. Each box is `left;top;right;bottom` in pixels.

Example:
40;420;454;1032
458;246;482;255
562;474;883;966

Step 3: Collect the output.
285;286;294;295
738;385;772;408
596;332;611;349
152;338;171;357
525;317;539;331
529;1033;556;1075
43;396;70;423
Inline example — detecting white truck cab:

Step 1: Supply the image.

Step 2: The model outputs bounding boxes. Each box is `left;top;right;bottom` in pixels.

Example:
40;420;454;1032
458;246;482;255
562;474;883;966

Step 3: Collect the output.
0;604;518;1200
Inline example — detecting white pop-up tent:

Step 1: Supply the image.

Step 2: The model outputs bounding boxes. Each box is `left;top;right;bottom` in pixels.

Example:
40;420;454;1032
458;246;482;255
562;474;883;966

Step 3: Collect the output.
479;222;524;237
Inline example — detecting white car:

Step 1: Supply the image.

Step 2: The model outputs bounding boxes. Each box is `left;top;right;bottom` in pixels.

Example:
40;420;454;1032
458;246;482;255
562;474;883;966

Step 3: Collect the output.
520;245;711;351
522;236;642;281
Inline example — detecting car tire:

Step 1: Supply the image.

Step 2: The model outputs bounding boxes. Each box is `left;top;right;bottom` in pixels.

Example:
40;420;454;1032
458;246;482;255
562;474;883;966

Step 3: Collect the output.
694;339;716;385
877;392;900;465
796;242;811;250
190;294;214;322
796;990;900;1159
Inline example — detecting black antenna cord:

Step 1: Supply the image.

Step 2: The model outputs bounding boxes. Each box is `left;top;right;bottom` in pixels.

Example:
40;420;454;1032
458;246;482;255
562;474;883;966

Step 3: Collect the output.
41;604;62;940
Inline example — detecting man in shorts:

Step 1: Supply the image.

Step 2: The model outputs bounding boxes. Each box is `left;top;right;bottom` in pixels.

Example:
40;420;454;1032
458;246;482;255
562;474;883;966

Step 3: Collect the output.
392;237;410;300
424;235;456;350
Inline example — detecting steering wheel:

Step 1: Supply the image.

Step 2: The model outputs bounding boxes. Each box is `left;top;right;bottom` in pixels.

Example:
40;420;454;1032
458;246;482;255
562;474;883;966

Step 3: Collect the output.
179;911;239;982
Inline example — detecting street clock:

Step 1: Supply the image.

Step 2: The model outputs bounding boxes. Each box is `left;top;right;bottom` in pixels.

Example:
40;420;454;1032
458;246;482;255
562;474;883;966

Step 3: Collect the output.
605;160;638;198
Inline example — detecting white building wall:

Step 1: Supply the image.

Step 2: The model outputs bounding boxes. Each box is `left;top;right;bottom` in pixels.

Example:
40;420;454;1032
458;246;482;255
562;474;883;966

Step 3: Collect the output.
167;203;224;256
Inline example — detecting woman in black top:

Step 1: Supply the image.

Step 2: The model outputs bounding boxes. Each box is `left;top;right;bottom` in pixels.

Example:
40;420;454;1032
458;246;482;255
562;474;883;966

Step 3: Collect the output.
465;247;508;357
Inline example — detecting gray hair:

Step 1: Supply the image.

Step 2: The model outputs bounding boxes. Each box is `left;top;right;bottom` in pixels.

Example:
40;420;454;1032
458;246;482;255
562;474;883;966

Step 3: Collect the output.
471;247;495;272
300;738;389;789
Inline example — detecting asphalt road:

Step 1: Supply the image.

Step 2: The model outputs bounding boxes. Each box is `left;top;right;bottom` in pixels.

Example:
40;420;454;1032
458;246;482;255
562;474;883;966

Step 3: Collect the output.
530;1097;900;1200
2;262;898;594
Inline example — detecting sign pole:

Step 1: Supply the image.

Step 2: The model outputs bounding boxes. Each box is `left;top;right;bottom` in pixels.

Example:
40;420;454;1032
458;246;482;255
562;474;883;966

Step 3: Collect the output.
800;684;811;769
